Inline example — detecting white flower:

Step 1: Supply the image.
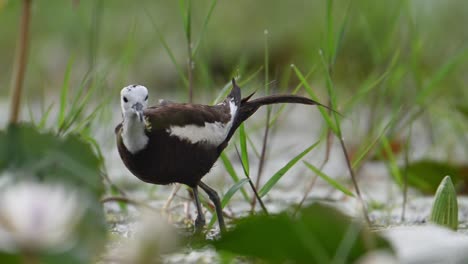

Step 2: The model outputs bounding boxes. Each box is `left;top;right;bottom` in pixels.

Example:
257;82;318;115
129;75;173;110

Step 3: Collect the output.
0;181;86;253
112;210;178;264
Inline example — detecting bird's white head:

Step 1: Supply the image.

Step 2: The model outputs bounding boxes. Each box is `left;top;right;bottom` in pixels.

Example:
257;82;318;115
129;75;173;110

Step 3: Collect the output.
120;84;149;122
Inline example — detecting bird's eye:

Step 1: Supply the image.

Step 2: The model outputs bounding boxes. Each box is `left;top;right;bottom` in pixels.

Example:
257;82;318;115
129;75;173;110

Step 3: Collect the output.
123;96;128;103
145;95;148;101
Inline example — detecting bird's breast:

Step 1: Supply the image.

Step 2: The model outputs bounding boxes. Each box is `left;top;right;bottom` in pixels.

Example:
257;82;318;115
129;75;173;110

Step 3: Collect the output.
117;130;221;186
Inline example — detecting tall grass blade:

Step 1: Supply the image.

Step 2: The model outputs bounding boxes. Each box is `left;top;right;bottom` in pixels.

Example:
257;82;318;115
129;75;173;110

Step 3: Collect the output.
235;147;269;214
325;0;334;65
222;179;250;207
416;48;468;105
381;135;403;185
192;0;219;56
269;66;316;127
303;161;354;197
259;141;320;197
292;65;337;133
239;124;250;177
212;67;262;104
57;56;74;129
177;0;191;40
318;51;341;136
38;103;54;129
331;0;351;67
207;178;250;228
343;51;400;111
220;153;250;202
246;133;261;159
212;79;237;104
238;66;263;87
71;99;110;134
26;97;37;127
145;9;188;86
351;110;400;169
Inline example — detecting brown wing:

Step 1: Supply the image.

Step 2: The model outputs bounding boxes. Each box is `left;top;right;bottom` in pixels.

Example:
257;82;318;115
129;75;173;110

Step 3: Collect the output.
144;103;232;132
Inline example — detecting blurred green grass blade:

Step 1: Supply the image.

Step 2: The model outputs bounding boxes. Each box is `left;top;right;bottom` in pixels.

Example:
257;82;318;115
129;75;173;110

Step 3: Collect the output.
212;67;262;104
80;134;105;166
381;135;403;186
326;0;334;64
331;0;351;66
145;9;188;87
115;24;138;81
303;161;354;197
222;178;250;207
239;124;249;177
351;110;400;169
238;66;263;87
259;141;320;197
186;0;192;44
344;50;400;111
192;0;219;56
292;65;337;133
71;99;110;134
416;48;468;105
318;51;341;136
26;98;36;127
69;73;93;111
269;66;316;127
38;103;54;129
264;29;269;93
58;73;108;135
59;82;97;134
208;178;250;228
246;133;261;159
57;56;74;129
332;221;363;264
213;79;236;104
177;0;191;40
220;153;250;202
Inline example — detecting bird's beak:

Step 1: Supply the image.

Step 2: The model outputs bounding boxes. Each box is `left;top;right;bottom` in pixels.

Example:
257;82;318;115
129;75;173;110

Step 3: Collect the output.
132;102;144;122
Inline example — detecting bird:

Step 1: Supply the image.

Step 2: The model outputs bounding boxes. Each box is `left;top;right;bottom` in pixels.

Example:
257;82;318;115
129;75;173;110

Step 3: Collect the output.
115;79;333;233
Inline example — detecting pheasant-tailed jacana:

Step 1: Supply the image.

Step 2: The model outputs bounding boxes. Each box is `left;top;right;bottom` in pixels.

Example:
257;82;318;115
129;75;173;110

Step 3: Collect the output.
115;79;331;233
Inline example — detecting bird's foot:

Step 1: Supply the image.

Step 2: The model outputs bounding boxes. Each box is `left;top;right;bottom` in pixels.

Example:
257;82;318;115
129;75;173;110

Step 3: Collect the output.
194;215;206;234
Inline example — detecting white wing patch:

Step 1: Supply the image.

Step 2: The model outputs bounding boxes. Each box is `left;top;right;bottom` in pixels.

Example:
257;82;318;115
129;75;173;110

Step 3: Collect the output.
167;100;238;145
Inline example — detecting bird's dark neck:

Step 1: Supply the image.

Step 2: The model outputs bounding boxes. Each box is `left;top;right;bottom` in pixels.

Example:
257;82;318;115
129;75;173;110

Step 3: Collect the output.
121;114;149;154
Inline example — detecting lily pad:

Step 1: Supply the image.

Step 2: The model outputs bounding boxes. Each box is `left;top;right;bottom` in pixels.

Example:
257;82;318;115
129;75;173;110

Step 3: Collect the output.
213;203;393;263
402;160;468;194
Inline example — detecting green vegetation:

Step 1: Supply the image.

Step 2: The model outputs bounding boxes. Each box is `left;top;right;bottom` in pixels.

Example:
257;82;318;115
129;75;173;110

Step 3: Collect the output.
1;0;467;263
430;176;459;230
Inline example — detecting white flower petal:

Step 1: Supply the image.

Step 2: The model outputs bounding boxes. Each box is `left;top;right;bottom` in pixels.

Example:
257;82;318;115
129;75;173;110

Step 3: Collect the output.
0;181;86;253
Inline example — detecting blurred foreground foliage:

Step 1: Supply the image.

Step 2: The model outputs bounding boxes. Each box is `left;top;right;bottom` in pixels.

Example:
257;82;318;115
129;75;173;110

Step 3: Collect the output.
402;160;468;194
212;203;393;263
0;123;106;264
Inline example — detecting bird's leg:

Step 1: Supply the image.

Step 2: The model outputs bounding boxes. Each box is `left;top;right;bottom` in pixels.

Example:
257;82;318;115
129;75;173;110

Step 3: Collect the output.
199;181;226;233
191;186;205;233
163;183;182;210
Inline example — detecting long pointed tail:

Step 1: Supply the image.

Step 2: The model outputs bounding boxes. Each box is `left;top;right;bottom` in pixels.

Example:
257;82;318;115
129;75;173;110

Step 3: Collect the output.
224;80;338;143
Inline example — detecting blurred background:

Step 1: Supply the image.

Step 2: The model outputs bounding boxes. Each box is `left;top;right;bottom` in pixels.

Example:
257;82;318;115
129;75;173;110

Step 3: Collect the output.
1;0;467;99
